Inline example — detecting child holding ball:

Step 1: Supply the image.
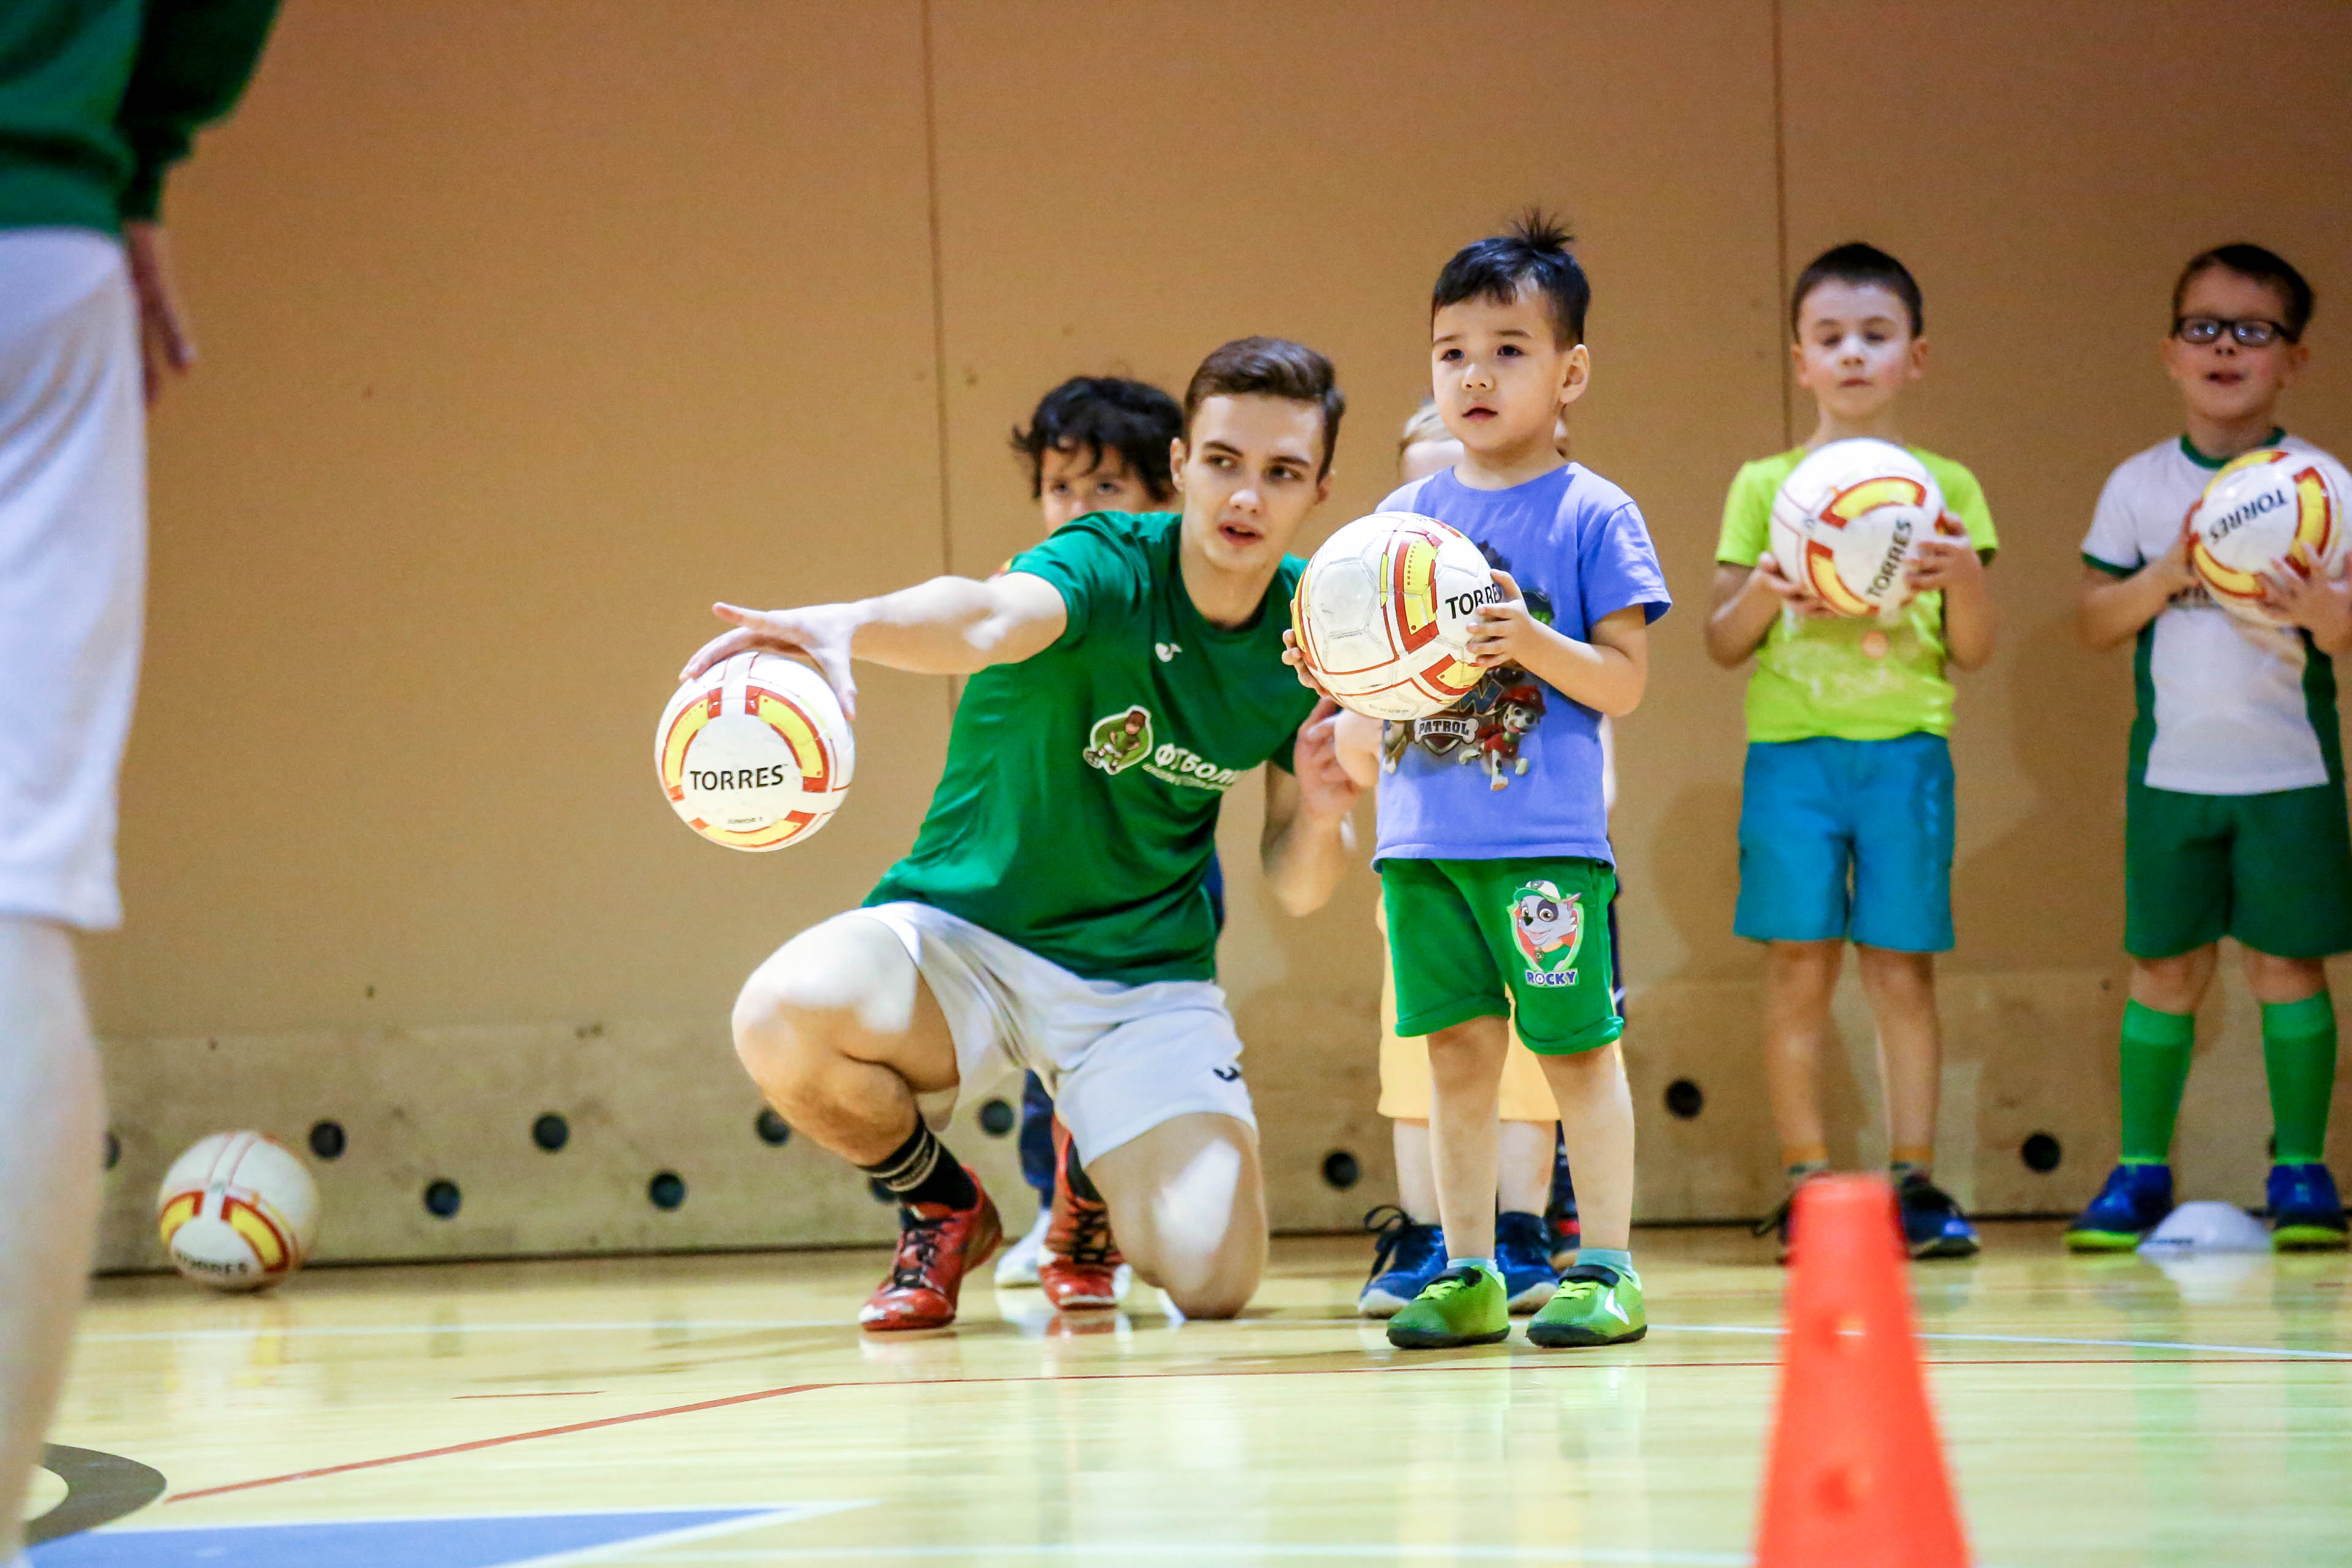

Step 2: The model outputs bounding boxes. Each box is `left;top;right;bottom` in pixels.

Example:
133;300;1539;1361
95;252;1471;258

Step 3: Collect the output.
1302;213;1669;1350
2070;244;2352;1251
1358;403;1578;1319
994;375;1186;1302
1702;243;1999;1261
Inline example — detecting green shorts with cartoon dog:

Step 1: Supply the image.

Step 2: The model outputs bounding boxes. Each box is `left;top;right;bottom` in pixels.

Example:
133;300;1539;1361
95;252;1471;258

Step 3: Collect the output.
1380;856;1621;1054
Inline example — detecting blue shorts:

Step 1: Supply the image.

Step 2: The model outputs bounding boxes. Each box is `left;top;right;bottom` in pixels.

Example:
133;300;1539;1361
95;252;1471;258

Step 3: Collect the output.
1734;733;1954;952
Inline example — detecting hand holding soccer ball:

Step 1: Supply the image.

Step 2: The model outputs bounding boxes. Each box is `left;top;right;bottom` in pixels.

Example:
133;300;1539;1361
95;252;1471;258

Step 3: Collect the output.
2256;546;2352;643
2185;447;2352;627
682;601;860;722
1750;551;1839;620
1465;570;1542;668
1903;534;1985;596
1289;512;1495;721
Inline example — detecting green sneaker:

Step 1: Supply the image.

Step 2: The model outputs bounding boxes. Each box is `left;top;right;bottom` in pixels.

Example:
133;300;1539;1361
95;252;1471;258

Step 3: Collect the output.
1384;1263;1509;1349
1526;1262;1646;1348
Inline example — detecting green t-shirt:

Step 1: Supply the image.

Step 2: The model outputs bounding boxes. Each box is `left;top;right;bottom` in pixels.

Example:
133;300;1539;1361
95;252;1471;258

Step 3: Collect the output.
1716;446;1998;743
0;1;281;232
866;511;1316;985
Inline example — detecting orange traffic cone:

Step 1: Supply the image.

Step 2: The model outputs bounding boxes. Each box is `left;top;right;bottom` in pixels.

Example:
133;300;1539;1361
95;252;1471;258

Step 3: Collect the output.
1754;1174;1969;1568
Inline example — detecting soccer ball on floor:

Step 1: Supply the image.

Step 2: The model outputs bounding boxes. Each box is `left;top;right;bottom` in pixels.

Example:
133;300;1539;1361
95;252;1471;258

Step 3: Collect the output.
2187;447;2352;625
1290;512;1495;721
656;651;855;850
1768;438;1958;620
156;1132;322;1291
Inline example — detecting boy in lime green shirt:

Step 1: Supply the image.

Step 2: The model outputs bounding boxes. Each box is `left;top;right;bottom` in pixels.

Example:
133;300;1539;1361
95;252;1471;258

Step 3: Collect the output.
1703;243;1998;1259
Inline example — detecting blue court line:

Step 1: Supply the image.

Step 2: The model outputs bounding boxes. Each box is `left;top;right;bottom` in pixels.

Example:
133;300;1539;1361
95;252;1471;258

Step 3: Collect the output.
1652;1323;2352;1360
29;1502;865;1567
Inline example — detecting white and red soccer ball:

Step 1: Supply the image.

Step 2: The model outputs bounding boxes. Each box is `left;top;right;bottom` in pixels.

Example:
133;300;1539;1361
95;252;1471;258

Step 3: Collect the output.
2187;447;2352;626
1768;439;1962;620
1291;512;1497;722
155;1131;321;1292
656;652;855;851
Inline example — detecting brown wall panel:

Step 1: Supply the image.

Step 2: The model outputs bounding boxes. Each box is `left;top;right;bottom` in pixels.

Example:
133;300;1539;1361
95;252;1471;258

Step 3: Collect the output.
1779;0;2352;972
84;2;949;1038
925;0;1785;1123
72;2;2352;1259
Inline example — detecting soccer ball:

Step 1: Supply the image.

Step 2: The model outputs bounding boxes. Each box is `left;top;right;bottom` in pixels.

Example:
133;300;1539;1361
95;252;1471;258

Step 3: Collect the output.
1291;512;1496;721
656;652;854;851
156;1132;322;1291
2187;447;2352;625
1768;439;1958;620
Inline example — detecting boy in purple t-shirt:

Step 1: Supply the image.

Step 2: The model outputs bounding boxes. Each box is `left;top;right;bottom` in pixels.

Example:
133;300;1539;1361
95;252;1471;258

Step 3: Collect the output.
1298;214;1669;1349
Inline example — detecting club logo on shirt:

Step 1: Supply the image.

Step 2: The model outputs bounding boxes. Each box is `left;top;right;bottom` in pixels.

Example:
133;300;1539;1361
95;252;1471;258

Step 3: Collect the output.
1082;705;1155;774
1510;881;1583;987
1155;642;1182;663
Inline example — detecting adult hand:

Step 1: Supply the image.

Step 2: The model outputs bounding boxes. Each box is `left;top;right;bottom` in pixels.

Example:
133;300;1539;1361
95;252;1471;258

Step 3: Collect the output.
122;222;197;405
1288;698;1365;821
680;601;861;720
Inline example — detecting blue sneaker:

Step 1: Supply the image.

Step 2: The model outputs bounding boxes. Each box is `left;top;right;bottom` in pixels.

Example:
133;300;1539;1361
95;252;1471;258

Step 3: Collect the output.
2267;1163;2350;1252
2065;1163;2173;1253
1358;1206;1446;1318
1896;1174;1979;1259
1495;1210;1559;1313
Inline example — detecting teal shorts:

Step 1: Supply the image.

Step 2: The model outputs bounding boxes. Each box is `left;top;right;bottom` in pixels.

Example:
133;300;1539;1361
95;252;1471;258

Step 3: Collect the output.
1734;733;1954;952
1380;856;1621;1055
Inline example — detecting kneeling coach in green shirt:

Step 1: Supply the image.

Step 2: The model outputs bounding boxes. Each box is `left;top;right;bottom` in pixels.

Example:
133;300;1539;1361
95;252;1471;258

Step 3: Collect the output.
680;337;1364;1332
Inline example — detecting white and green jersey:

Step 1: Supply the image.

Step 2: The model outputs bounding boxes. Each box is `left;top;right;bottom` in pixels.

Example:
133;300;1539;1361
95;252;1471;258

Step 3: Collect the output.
2081;432;2344;794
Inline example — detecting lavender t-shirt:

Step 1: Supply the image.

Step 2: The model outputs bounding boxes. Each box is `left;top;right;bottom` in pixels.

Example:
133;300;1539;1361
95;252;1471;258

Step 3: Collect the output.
1372;464;1670;865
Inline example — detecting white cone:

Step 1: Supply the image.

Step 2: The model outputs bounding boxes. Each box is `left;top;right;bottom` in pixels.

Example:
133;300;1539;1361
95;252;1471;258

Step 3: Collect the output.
2138;1199;2271;1254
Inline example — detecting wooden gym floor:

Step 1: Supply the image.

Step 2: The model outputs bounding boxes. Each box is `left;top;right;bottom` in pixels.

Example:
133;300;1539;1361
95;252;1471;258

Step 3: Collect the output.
24;1222;2352;1566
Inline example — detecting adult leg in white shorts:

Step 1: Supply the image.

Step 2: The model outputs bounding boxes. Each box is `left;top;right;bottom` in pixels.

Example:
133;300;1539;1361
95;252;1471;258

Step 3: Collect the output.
0;228;142;1562
731;904;1267;1317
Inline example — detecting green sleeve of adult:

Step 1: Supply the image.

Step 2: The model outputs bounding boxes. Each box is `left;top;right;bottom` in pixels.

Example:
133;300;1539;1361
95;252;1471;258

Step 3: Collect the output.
116;0;282;221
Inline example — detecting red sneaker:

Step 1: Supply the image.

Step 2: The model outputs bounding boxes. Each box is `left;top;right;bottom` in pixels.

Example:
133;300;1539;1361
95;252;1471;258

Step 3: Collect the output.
859;1169;1001;1333
1547;1212;1581;1272
1039;1120;1125;1311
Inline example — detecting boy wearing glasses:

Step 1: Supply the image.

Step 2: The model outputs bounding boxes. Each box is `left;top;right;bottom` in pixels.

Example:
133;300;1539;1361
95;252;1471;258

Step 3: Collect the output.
2073;244;2352;1251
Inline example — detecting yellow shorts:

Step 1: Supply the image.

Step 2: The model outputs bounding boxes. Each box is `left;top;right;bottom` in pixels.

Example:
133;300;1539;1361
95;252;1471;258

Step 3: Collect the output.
1374;903;1559;1123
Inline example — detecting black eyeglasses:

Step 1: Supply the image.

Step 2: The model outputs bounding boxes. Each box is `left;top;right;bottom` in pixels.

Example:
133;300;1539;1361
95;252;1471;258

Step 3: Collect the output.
2173;315;2296;347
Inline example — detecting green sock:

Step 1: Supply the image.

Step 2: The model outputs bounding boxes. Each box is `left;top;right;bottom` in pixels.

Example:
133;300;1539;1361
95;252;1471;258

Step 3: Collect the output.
2263;992;2338;1164
2119;1000;2196;1164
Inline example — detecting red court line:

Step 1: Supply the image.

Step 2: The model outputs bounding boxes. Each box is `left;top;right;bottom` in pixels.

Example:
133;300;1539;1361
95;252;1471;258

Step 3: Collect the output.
167;1382;834;1502
166;1347;2329;1503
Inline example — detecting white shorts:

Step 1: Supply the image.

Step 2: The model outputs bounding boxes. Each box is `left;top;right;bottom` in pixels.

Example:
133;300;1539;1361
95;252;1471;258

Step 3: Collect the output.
854;901;1255;1165
0;229;145;931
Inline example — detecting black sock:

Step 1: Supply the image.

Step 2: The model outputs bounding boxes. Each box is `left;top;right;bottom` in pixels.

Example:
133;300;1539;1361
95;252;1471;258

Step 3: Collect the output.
1065;1152;1102;1204
861;1121;978;1211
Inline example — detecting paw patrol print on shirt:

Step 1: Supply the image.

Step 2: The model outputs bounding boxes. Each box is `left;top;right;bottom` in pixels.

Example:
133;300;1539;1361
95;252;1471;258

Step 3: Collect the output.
1382;542;1554;791
1510;880;1584;987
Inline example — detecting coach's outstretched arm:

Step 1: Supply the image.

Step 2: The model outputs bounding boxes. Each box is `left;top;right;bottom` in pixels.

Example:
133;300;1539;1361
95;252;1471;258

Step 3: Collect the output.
679;573;1070;719
1259;698;1363;916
